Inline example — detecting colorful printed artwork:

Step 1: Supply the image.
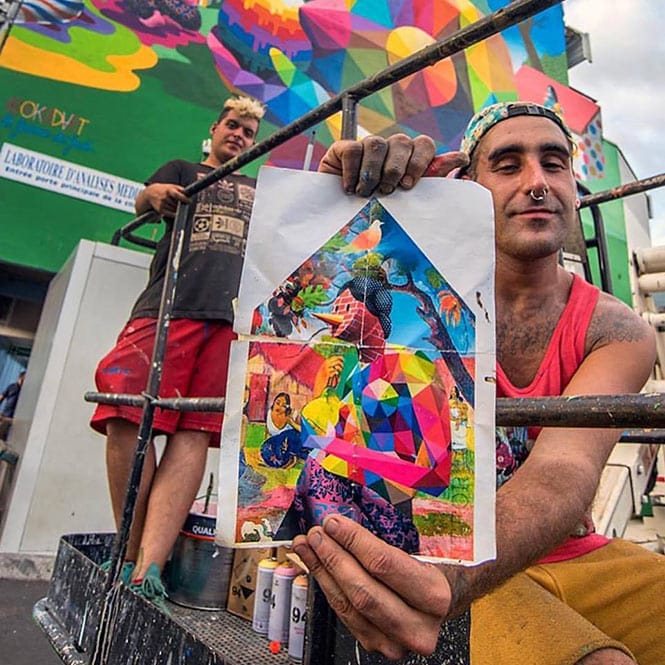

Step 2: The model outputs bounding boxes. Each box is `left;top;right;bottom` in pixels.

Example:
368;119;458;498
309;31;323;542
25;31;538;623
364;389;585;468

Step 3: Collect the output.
218;168;496;563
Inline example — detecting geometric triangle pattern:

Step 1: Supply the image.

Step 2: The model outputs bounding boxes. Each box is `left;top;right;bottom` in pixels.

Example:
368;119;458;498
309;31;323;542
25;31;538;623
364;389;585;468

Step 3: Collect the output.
250;198;476;405
209;0;566;155
301;348;453;500
230;191;486;559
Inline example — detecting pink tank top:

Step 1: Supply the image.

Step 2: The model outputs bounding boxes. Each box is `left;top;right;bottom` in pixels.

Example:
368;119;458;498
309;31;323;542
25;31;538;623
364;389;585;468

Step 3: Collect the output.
496;274;610;562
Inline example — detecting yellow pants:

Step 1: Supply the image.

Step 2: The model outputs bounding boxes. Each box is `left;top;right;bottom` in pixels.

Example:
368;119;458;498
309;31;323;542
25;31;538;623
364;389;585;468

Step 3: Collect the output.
471;540;665;664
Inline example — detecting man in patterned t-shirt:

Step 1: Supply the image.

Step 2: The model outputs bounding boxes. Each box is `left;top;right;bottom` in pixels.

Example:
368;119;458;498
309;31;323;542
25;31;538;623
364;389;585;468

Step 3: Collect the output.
90;97;264;598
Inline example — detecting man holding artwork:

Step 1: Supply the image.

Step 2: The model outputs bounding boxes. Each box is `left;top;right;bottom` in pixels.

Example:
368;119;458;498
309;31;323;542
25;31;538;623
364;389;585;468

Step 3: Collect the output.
293;103;665;664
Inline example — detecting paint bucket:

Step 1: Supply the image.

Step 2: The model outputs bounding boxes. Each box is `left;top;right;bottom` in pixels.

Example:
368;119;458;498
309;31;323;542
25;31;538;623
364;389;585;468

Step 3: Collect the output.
166;500;234;610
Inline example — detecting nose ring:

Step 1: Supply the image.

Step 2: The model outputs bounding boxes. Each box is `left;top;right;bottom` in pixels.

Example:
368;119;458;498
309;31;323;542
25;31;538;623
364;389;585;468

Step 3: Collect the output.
530;187;548;202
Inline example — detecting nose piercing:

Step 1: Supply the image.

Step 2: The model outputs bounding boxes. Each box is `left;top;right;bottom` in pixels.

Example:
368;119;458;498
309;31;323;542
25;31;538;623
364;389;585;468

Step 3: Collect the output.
529;187;548;202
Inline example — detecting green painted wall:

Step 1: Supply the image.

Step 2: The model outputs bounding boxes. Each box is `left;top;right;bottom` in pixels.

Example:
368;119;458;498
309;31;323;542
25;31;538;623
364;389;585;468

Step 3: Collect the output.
579;140;631;305
0;65;271;272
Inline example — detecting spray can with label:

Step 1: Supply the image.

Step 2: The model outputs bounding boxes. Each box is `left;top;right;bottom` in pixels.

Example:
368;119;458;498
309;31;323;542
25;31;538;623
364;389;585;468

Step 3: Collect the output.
252;556;278;634
288;574;308;662
268;561;298;644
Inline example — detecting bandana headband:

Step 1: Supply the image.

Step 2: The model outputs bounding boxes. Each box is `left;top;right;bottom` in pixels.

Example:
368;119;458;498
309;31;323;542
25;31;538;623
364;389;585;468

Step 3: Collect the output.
460;102;575;158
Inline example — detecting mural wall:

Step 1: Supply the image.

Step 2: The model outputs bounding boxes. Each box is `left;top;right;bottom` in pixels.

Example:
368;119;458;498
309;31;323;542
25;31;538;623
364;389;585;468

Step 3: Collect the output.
1;0;620;281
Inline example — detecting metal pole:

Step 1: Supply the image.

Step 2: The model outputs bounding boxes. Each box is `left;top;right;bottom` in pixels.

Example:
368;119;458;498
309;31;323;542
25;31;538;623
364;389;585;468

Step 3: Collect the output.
91;201;190;665
85;392;227;412
577;182;613;293
341;94;359;141
0;0;25;56
84;391;665;430
620;429;665;444
587;203;613;293
579;173;665;209
110;212;159;248
496;392;665;428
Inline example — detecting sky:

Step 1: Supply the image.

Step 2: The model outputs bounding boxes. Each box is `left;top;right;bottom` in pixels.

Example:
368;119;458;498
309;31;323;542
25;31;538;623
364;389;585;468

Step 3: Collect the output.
563;0;665;245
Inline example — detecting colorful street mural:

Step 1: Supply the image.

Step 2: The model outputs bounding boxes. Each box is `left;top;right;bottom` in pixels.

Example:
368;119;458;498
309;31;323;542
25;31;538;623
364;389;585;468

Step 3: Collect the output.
1;0;633;303
4;0;570;151
0;0;571;271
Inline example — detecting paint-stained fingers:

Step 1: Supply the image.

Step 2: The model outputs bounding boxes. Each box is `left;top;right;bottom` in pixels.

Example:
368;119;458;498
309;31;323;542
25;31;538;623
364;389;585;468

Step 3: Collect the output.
354;136;390;197
318;140;363;192
319;137;393;196
423;151;470;178
395;134;437;190
294;520;448;657
319;135;450;196
321;515;452;619
374;134;414;194
328;593;410;661
292;532;410;660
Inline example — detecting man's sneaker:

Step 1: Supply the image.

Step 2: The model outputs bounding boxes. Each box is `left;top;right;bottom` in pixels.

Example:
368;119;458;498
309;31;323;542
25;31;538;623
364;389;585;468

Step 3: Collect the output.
129;563;169;613
100;560;135;584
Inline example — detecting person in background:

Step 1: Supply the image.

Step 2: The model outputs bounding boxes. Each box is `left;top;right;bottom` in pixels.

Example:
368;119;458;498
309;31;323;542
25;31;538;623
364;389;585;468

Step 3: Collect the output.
90;96;265;609
0;370;25;440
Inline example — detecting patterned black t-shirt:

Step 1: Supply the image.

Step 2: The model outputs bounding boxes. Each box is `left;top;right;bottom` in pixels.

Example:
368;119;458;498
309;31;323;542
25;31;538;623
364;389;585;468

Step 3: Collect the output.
130;160;256;321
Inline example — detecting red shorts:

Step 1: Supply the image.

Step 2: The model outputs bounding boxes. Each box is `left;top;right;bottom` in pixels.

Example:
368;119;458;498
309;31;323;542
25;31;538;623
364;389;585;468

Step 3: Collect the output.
90;318;236;447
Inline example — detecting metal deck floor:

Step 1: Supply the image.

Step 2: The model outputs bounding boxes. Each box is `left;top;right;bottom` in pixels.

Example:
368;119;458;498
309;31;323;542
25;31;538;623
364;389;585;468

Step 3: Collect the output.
34;533;470;664
34;534;291;665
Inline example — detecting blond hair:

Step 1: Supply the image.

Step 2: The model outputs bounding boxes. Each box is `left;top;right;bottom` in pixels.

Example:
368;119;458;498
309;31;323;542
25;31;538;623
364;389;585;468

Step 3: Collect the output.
218;96;265;123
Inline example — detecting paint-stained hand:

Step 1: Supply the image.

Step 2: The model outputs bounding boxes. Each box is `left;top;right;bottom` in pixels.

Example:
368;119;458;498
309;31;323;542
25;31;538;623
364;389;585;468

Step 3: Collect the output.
292;514;452;660
136;182;191;217
318;134;469;197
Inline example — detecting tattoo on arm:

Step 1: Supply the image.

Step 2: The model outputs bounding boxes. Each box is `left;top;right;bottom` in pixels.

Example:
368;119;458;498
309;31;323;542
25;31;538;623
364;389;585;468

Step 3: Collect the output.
587;305;651;348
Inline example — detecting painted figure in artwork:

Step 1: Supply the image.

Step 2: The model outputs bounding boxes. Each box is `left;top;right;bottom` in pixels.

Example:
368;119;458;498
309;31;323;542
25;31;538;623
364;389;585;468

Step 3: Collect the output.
449;386;469;451
260;392;302;468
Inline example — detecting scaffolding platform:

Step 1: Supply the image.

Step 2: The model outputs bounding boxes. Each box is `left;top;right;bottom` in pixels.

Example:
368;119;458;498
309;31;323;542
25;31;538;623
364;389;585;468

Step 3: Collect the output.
33;533;470;665
33;533;292;665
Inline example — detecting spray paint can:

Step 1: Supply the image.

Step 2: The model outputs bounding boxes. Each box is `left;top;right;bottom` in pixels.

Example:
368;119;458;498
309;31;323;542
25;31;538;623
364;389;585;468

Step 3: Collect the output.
268;561;298;644
288;574;308;662
252;557;278;634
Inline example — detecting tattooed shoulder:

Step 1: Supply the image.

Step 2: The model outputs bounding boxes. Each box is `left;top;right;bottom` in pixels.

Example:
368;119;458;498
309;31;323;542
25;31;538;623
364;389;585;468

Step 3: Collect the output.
587;296;652;347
